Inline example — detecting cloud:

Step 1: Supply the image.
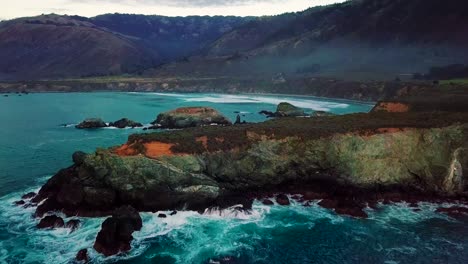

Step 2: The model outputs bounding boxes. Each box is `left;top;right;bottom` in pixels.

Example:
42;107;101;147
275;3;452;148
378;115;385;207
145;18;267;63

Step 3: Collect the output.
0;0;345;19
78;0;283;8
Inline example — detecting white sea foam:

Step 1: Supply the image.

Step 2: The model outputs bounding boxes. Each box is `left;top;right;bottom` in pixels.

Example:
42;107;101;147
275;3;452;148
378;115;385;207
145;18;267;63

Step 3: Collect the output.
1;189;466;264
183;94;349;111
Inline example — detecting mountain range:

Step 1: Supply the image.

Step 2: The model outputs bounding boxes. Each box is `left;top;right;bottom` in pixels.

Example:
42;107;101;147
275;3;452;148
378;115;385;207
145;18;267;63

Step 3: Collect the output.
1;0;468;81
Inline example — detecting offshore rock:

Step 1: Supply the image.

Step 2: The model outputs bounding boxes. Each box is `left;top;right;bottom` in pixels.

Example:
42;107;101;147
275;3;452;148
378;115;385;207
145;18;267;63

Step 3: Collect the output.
66;219;81;232
93;206;142;256
109;118;143;129
152;107;231;128
260;102;305;117
275;102;305;117
76;249;89;263
75;118;107;129
37;215;65;229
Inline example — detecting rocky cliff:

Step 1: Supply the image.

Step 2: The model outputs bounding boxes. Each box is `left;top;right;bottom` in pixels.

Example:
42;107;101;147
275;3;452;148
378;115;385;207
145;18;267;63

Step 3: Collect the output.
33;112;468;218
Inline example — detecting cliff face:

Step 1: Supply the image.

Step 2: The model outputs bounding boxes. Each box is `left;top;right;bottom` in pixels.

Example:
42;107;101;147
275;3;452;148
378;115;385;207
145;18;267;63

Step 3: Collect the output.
33;114;468;217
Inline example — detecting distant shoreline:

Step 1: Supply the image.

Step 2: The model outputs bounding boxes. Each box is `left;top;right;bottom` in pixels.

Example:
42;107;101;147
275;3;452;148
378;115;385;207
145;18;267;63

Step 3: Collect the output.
1;90;376;106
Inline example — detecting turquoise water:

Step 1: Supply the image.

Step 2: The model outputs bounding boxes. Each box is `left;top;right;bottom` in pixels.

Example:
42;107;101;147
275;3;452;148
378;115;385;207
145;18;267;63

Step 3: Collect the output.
0;92;467;264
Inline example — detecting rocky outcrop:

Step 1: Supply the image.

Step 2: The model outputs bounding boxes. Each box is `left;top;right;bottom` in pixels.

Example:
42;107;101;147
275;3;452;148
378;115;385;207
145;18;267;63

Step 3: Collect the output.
93;206;142;256
371;102;410;113
29;110;468;257
276;102;305;117
75;118;107;129
76;249;89;263
151;107;231;129
33;112;468;219
109;118;143;129
37;215;65;229
260;102;305;117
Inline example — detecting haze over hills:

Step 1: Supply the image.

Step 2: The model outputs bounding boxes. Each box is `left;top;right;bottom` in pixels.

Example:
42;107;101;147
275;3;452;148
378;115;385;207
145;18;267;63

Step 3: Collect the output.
1;0;468;81
0;14;249;80
158;0;468;79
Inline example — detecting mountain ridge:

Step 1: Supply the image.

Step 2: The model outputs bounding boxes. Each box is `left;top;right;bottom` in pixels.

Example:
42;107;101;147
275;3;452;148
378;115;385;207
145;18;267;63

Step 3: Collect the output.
1;0;468;81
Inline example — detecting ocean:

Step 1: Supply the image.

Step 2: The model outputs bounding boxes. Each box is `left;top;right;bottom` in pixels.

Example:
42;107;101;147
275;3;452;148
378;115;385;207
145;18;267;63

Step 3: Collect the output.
0;92;466;264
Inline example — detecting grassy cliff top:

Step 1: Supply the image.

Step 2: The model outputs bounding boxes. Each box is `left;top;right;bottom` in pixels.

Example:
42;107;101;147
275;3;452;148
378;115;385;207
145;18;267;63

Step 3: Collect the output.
125;112;468;155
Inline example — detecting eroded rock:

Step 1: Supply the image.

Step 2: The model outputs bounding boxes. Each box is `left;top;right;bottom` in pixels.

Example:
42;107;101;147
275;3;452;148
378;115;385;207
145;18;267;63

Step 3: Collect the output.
93;206;142;256
152;107;231;129
37;215;65;229
75;118;107;129
109;118;143;129
76;249;89;263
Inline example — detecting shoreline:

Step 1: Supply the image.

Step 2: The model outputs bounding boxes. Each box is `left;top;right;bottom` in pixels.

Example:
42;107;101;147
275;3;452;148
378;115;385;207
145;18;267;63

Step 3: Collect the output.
1;90;376;106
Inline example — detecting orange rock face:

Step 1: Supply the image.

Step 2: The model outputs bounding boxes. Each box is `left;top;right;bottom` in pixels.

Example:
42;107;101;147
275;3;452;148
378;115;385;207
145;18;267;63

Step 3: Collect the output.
143;142;176;158
372;102;410;113
114;142;177;158
114;144;139;156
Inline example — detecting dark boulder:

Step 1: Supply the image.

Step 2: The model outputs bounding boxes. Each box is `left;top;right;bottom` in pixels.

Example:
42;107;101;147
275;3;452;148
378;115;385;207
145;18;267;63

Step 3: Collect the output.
75;118;107;129
436;206;468;218
170;211;177;216
262;199;274;205
259;110;275;117
66;219;81;232
21;192;37;199
275;194;290;205
37;215;65;229
76;249;89;263
93;206;142;256
109;118;143;129
158;213;167;218
318;198;368;218
72;151;87;165
14;200;25;206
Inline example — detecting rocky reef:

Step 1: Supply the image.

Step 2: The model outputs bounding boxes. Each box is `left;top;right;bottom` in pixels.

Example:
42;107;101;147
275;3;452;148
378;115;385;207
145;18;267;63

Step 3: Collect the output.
75;118;107;129
76;117;143;129
151;107;232;129
109;118;143;129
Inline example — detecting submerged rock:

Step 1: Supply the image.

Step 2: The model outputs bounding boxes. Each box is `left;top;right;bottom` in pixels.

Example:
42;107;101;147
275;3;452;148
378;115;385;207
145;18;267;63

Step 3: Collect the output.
275;194;290;205
109;118;143;129
14;200;25;206
94;206;142;256
151;107;231;129
66;219;81;232
76;249;89;263
75;118;107;129
37;215;65;229
436;206;468;218
21;192;36;199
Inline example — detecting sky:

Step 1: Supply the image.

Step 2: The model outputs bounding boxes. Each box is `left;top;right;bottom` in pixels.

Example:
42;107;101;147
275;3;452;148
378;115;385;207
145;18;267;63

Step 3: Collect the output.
0;0;346;20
